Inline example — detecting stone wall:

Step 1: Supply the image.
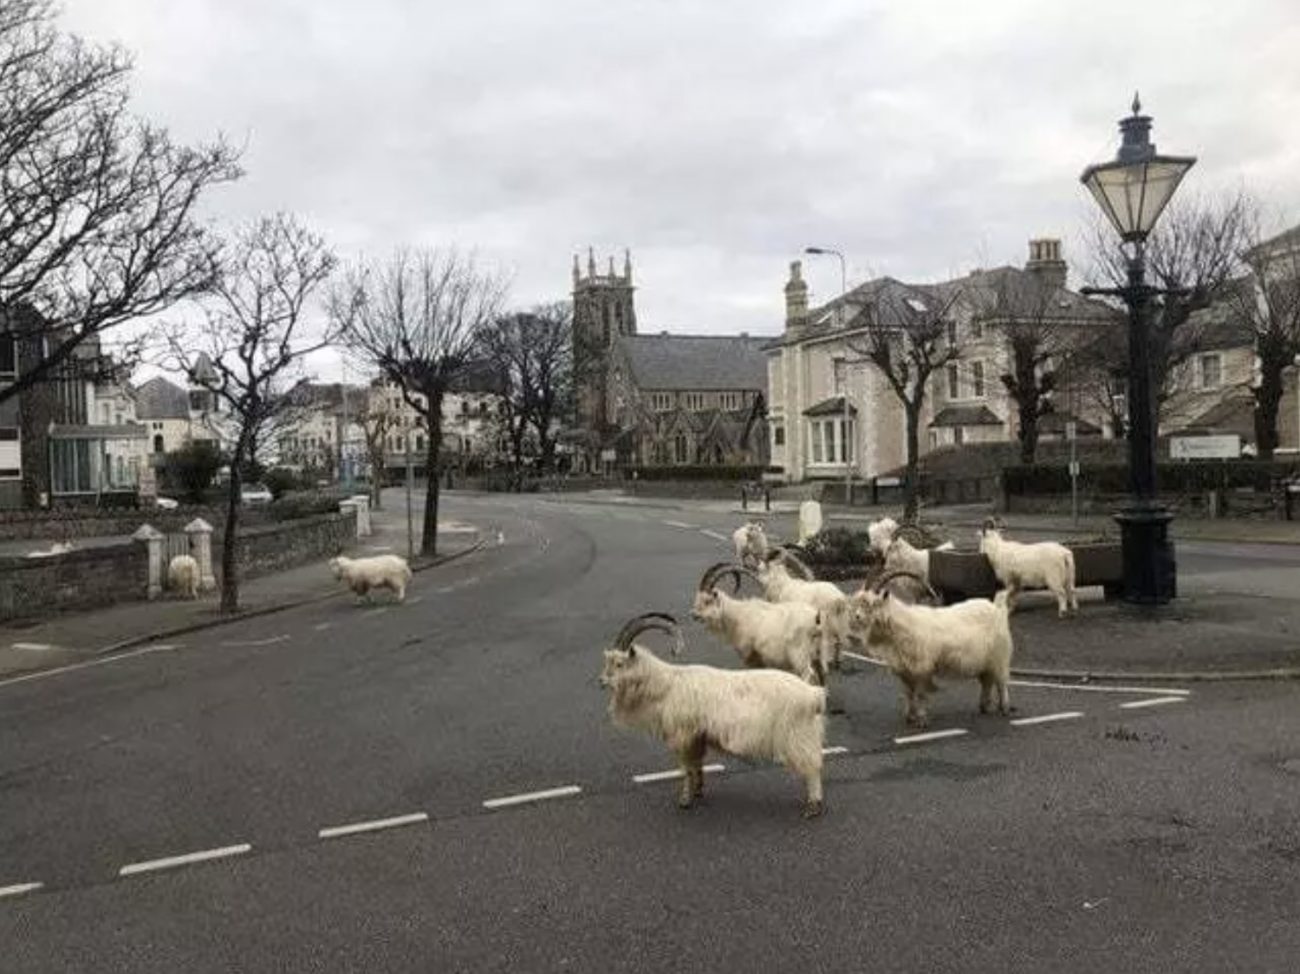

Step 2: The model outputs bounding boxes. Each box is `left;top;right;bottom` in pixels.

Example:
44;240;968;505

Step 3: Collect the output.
0;505;269;542
217;510;356;581
0;542;148;621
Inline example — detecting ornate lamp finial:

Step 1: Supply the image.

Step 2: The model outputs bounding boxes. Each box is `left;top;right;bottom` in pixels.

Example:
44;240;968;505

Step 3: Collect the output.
1131;91;1142;116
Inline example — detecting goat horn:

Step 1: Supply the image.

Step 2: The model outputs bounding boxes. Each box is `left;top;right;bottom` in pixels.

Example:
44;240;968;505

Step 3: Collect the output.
778;547;815;581
699;561;741;592
981;517;998;531
613;612;683;655
872;570;940;603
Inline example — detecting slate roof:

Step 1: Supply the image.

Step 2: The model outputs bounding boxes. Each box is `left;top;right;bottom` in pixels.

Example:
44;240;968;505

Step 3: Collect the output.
133;376;190;420
930;405;1003;428
1039;411;1102;436
621;334;770;391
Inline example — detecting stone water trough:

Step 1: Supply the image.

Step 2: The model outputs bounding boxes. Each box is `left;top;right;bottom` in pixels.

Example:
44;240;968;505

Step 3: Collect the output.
928;543;1124;605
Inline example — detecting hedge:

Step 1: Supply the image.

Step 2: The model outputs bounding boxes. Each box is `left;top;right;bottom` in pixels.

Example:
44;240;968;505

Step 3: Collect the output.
1004;460;1300;496
628;465;766;482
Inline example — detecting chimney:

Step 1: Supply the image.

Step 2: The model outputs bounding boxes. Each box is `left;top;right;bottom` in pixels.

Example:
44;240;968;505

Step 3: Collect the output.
784;260;809;333
1026;238;1068;289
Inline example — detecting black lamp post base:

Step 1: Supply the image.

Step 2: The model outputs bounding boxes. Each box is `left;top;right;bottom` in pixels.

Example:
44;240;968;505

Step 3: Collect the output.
1114;503;1177;604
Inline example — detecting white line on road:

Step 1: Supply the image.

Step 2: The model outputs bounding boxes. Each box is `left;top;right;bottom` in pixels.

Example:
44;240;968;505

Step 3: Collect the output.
1009;679;1190;697
118;843;251;877
632;764;726;784
700;529;729;542
221;635;290;648
0;881;43;899
406;596;423;605
1119;696;1187;710
1011;711;1084;727
662;520;696;529
0;643;180;690
313;622;332;631
822;746;850;756
894;728;969;746
318;812;428;839
11;642;54;651
366;545;394;552
482;785;582;810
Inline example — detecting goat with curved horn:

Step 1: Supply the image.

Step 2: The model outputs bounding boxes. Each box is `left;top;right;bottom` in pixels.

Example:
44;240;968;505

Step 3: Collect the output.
872;570;940;604
698;562;750;594
614;612;684;656
776;547;815;581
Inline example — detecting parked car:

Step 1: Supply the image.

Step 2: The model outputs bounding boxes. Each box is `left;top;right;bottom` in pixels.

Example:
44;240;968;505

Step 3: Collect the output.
154;497;180;511
240;482;273;505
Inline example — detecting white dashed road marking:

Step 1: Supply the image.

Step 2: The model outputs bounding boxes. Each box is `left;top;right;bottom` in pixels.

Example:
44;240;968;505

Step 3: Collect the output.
699;529;729;542
118;843;252;877
822;746;849;756
483;785;582;810
894;728;969;746
0;643;181;690
1011;711;1084;727
11;642;54;651
1119;696;1187;709
633;764;726;784
1009;679;1190;696
318;812;428;839
662;520;696;529
0;881;43;899
313;622;332;631
221;635;290;648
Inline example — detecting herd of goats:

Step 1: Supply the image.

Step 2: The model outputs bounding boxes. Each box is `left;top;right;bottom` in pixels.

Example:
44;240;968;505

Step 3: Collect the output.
601;516;1081;819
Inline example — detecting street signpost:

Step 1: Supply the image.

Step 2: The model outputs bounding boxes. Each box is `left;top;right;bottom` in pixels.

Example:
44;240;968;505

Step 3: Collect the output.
1067;421;1079;526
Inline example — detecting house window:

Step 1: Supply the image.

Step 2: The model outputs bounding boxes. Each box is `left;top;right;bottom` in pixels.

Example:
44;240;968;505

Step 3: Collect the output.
478;402;488;417
773;424;785;447
808;418;852;464
971;360;985;398
416;434;425;451
720;392;740;410
1199;353;1222;389
153;434;164;453
0;427;19;480
947;364;960;400
0;335;16;379
651;392;672;412
673;434;689;464
832;358;846;396
683;392;707;411
970;320;983;340
947;321;958;349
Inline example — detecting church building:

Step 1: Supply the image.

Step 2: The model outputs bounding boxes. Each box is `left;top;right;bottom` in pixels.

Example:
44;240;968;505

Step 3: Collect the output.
569;249;771;473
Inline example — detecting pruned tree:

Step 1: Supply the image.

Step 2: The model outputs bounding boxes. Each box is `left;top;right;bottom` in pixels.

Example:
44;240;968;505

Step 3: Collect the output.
1084;191;1255;415
846;280;961;521
356;394;395;508
1;0;241;402
1226;229;1300;459
163;213;337;613
331;248;507;555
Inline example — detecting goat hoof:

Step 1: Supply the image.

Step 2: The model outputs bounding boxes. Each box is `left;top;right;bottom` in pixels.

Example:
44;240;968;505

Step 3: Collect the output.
676;796;696;810
802;801;825;819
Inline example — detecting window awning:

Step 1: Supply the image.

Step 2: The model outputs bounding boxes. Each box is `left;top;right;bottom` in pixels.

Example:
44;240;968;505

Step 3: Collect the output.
929;405;1002;428
803;396;857;418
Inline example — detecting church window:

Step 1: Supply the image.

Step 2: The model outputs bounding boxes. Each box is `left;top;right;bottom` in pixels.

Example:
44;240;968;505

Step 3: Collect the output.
673;434;688;464
773;424;785;447
651;392;672;412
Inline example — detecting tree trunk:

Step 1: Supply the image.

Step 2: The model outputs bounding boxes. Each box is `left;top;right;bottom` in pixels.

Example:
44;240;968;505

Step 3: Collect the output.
220;438;247;614
1254;352;1287;461
903;401;921;523
420;397;443;556
1018;399;1040;465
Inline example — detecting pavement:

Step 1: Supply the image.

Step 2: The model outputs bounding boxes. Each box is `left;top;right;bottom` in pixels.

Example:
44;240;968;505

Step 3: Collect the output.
0;495;482;680
3;491;1300;973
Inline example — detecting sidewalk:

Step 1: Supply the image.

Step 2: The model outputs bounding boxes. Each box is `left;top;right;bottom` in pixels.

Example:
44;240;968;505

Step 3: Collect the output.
0;503;482;681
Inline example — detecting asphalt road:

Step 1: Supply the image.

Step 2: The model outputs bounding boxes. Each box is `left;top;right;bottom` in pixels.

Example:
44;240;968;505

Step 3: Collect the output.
2;493;1300;972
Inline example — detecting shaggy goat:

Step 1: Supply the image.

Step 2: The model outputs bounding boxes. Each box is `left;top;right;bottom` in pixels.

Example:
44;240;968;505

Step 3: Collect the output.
731;521;769;569
600;612;827;817
867;517;899;556
330;554;412;603
691;563;827;685
881;535;955;598
837;572;1014;728
167;554;200;599
977;518;1077;617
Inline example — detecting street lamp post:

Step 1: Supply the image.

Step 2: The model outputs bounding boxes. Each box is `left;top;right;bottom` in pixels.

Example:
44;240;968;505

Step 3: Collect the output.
1080;95;1196;605
804;246;854;506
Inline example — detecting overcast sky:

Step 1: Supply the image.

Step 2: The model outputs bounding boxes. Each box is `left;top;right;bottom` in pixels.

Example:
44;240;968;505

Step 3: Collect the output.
61;0;1300;381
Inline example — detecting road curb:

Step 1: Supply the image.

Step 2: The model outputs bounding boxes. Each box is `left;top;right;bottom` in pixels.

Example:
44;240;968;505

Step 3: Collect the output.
1010;664;1300;683
90;536;487;659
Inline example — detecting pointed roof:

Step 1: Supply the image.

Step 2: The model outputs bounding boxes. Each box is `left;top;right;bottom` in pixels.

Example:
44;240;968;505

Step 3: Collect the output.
620;333;770;391
133;376;190;419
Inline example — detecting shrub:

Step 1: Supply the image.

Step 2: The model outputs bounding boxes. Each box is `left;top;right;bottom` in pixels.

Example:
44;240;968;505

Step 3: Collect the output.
163;442;226;503
799;527;875;566
267;488;350;521
629;465;765;482
1004;459;1300;497
263;467;304;500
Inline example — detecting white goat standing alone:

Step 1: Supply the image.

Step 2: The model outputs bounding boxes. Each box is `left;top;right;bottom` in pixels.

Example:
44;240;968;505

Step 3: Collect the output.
330;554;413;603
167;554;200;599
731;521;769;569
691;563;827;685
978;518;1077;617
839;575;1015;728
600;612;827;818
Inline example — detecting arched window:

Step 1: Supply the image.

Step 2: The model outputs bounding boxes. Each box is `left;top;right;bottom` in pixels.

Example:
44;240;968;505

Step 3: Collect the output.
153;434;164;453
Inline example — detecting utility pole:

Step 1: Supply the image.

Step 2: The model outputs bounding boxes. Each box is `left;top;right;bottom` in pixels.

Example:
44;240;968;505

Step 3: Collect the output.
404;418;414;562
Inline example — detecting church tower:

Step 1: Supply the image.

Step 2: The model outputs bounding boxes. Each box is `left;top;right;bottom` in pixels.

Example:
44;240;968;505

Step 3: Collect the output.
572;248;637;432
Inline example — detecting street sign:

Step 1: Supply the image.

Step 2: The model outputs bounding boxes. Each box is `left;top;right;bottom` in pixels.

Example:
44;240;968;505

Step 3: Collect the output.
1065;421;1077;441
600;448;617;462
1068;461;1080;477
875;476;901;487
1170;435;1241;460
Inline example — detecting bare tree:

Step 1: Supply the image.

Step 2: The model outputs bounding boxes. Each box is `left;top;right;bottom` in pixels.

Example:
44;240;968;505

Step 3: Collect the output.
163;213;337;613
1084;191;1255;414
1224;231;1300;458
1;0;241;402
846;280;961;521
331;249;506;555
355;394;395;508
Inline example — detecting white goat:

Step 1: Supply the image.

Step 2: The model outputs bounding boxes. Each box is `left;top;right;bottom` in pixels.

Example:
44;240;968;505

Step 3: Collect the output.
839;578;1014;728
691;563;827;685
25;541;74;558
731;521;769;569
167;554;200;599
867;517;898;556
330;554;412;603
751;549;847;669
881;535;955;598
978;519;1077;618
600;613;827;818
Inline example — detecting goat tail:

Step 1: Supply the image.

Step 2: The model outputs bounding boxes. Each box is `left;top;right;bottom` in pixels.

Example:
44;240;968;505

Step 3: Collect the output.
993;589;1012;613
1063;547;1077;584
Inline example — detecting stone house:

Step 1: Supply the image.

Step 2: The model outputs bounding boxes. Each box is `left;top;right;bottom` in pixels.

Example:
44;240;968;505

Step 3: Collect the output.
570;249;771;471
767;239;1117;483
133;368;229;461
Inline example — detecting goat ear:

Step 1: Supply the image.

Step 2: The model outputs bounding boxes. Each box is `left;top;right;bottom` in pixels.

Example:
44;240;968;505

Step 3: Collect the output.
626;644;636;658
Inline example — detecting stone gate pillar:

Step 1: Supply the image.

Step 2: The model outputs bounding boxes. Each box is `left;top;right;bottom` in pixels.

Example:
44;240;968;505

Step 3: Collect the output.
132;524;164;600
184;517;216;591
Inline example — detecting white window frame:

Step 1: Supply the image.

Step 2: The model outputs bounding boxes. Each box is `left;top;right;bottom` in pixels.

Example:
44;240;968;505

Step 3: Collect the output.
1198;352;1223;390
807;417;853;466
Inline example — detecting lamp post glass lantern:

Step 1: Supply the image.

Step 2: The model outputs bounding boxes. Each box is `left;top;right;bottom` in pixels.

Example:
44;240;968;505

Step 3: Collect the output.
803;246;854;505
1080;95;1195;605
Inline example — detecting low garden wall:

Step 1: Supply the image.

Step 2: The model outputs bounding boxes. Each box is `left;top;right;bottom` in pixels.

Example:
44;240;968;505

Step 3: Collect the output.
0;505;242;542
0;543;149;622
218;510;356;580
